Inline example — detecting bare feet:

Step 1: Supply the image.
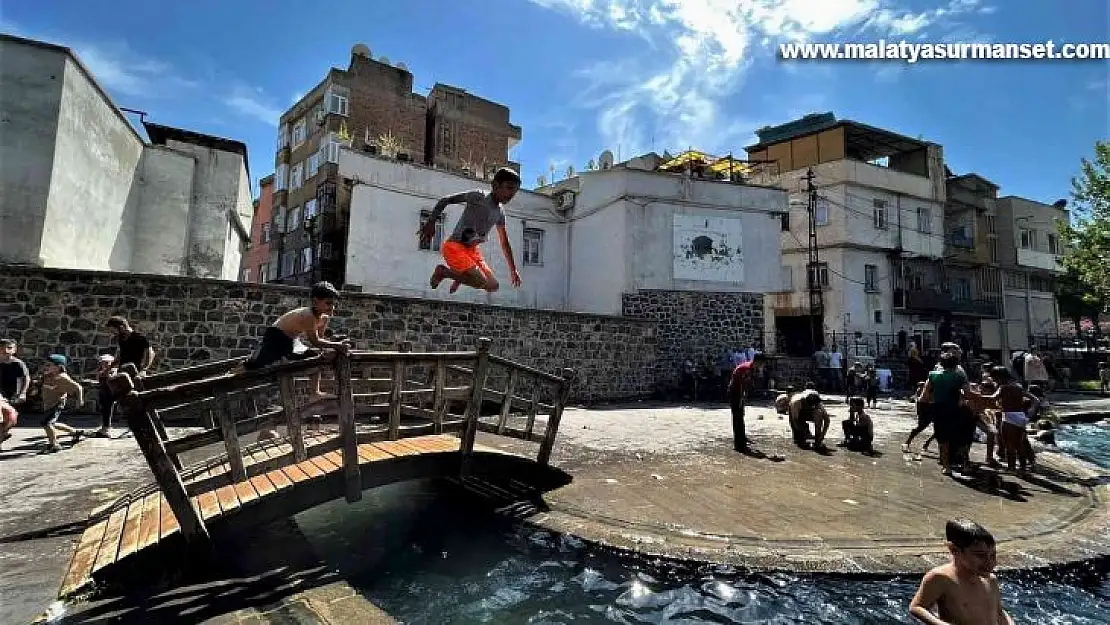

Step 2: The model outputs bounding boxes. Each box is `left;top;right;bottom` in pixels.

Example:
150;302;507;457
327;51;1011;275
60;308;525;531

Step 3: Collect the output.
430;265;448;289
449;280;461;294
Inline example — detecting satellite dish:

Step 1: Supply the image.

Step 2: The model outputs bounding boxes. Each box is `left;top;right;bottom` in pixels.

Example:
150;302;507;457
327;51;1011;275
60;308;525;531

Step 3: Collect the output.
397;62;408;71
599;150;614;170
351;43;371;58
378;56;390;65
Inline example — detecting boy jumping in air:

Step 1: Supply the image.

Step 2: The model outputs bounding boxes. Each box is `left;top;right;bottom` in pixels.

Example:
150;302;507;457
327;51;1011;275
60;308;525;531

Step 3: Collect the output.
418;167;523;295
910;518;1013;625
39;355;86;454
243;281;350;402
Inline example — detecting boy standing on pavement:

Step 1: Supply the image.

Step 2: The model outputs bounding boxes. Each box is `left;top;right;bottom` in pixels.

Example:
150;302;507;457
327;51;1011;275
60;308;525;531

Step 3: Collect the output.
0;339;30;445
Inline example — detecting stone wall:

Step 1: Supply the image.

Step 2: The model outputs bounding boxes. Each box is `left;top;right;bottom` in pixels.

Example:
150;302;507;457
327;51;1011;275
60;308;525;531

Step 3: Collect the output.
0;265;656;403
622;290;764;389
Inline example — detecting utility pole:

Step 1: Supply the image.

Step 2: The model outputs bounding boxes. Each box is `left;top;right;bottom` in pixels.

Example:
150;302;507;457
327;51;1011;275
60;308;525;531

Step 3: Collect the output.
804;168;824;353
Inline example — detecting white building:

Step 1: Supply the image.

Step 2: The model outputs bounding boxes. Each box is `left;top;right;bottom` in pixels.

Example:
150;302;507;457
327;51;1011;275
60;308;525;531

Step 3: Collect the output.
996;195;1066;350
337;149;788;317
745;114;947;355
0;34;252;279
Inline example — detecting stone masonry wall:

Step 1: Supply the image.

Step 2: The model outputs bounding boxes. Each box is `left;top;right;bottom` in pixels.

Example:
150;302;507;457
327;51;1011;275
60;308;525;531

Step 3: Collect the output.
0;266;656;403
622;290;764;390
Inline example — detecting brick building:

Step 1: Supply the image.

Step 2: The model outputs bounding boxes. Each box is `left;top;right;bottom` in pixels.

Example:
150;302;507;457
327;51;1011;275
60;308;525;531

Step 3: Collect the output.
269;43;522;287
241;174;274;282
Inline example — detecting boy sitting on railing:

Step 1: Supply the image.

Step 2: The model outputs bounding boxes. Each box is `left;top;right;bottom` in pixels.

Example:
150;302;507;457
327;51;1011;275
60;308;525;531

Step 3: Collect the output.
243;282;350;405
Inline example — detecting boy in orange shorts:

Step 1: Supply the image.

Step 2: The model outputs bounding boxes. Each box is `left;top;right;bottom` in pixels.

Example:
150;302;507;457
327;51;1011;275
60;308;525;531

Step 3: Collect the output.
418;167;523;294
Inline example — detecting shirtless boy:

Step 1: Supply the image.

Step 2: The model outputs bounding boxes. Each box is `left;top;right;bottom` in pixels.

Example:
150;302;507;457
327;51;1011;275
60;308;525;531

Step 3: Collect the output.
977;367;1038;474
244;281;350;401
419;167;523;294
39;355;86;454
779;386;830;450
910;518;1013;625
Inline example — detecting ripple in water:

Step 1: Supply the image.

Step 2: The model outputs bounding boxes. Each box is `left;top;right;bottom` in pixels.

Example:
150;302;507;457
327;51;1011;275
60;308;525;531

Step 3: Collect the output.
295;429;1110;624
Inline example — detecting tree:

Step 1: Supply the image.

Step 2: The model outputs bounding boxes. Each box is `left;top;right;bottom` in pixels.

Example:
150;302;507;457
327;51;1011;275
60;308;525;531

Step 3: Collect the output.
1056;266;1102;333
1059;141;1110;306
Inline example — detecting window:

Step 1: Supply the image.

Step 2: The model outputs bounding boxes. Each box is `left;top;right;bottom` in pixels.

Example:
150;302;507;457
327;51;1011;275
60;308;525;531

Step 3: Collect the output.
986;215;996;234
322;133;341;164
262;222;272;244
307;151;321;177
303;198;318;222
780;212;790;232
1004;271;1027;290
275;164;289;191
440;122;455;156
815;198;829;226
258;263;269;282
301;247;314;273
287;205;302;232
873;310;883;324
950;225;973;248
274;206;287;233
916;207;931;233
326;87;349;116
1047;233;1059;255
277;124;290;149
1020;228;1035;249
953;277;972;301
240;267;250;282
418;210;445;251
807;262;829;289
292;119;306;148
290;163;303;189
280;252;295;278
523;228;544;265
320;242;333;261
873;199;888;229
864;264;878;292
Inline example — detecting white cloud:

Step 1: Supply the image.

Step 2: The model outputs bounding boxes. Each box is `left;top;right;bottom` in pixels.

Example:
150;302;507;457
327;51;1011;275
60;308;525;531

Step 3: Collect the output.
225;86;282;126
532;0;995;155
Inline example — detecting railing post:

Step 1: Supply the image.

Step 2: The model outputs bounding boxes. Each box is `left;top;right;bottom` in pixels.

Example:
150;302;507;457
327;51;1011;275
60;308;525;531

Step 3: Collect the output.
496;369;518;434
334;351;361;503
388;343;409;440
459;337;492;477
432;357;447;434
279;372;307;462
537;368;576;466
217;393;247;482
113;374;209;546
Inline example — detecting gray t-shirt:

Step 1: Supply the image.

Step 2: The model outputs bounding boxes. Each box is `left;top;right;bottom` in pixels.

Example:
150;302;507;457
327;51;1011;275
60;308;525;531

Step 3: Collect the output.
449;190;506;245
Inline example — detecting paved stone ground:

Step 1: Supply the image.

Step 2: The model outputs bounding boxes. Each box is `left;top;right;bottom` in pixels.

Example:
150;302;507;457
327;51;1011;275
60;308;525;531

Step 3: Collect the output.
479;393;1110;574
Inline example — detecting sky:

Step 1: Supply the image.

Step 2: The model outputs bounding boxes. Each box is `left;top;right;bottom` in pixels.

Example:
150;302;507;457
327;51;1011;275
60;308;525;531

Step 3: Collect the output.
2;0;1107;205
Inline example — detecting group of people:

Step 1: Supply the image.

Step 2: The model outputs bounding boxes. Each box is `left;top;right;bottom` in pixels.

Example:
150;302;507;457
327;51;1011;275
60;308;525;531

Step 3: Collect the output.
0;317;154;454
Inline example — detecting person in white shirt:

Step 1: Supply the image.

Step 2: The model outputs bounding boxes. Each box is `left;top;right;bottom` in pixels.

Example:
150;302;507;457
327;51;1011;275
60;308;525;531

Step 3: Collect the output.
828;346;843;393
1023;350;1049;391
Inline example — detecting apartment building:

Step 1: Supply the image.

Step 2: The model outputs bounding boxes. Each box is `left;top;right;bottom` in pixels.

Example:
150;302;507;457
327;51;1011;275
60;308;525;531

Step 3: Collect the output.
269;43;522;287
745;113;947;355
241;175;274;282
996;195;1067;351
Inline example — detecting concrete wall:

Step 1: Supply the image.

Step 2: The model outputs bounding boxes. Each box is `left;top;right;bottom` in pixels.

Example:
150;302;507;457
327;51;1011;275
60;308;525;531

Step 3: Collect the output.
340;150;567;309
42;55;145;271
0;39;64;265
129;146;195;275
0;265;656;402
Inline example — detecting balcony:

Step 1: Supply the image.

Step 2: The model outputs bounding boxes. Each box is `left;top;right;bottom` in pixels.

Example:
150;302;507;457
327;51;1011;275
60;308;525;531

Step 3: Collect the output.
894;289;1001;317
1017;248;1062;272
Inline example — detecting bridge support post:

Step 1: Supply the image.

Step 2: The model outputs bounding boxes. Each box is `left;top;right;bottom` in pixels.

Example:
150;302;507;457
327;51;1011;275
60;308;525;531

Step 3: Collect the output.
279;373;307;462
459;337;493;477
115;376;210;546
537;368;576;466
334;351;362;503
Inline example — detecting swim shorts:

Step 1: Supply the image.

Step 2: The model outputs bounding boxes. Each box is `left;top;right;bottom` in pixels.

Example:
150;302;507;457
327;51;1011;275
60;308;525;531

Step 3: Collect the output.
442;240;493;277
1003;411;1029;427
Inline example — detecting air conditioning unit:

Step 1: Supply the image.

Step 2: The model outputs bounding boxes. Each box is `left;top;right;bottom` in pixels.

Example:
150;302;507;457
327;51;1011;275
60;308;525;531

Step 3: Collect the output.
556;190;576;211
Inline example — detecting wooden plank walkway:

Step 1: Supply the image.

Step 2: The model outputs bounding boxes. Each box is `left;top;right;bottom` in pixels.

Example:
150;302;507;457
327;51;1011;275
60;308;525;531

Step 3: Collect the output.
59;434;464;597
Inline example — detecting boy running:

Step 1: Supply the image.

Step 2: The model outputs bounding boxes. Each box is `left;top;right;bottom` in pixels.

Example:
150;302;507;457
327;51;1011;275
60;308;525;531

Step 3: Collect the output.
910;518;1013;625
0;339;30;445
39;355;86;454
243;281;350;400
419;167;523;294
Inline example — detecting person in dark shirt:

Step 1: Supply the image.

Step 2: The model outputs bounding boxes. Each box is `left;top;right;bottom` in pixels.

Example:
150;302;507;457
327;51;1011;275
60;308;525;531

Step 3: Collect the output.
727;354;765;453
0;339;29;446
92;316;155;438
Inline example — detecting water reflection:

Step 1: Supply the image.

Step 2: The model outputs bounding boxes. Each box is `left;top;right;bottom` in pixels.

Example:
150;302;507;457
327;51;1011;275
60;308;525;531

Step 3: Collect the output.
295;478;1109;624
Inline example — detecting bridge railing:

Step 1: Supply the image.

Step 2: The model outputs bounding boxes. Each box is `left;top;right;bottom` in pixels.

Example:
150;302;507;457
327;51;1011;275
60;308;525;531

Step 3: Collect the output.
107;337;574;547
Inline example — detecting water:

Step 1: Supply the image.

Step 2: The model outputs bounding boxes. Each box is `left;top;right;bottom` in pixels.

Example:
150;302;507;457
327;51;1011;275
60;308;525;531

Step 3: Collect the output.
295;427;1110;624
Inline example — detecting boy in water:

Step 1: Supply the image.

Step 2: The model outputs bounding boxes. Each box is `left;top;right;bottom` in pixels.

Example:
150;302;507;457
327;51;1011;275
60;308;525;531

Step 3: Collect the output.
243;282;350;401
910;518;1013;625
418;167;523;295
39;355;86;454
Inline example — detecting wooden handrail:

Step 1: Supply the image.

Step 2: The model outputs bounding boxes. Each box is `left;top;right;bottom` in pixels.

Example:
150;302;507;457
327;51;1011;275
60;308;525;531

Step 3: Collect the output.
135;358;325;409
350;350;477;363
488;354;568;384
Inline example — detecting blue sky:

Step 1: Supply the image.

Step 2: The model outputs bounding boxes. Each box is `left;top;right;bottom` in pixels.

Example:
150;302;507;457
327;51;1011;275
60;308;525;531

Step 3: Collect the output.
3;0;1107;204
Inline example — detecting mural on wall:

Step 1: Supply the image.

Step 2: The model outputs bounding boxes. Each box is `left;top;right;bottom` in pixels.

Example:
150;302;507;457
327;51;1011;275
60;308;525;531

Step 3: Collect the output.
672;214;744;282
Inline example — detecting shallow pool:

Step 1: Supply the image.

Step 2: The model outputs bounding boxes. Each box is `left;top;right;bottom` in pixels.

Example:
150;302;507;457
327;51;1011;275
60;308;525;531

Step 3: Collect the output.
295;426;1110;624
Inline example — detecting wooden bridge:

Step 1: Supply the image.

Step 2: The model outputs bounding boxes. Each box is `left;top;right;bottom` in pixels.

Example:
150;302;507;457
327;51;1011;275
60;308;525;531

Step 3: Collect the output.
59;338;575;598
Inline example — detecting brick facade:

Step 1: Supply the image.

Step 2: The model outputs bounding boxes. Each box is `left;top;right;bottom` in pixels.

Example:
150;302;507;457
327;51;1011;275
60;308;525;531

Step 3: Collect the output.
622;290;764;388
0;266;656;403
243;175;274;283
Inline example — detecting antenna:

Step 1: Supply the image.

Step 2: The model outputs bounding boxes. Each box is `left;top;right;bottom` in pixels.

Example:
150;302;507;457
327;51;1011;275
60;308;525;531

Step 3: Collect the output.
599;150;614;170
